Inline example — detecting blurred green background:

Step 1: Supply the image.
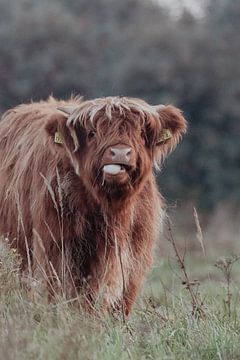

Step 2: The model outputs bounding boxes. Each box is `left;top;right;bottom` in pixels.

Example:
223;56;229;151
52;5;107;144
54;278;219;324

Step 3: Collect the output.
0;0;239;212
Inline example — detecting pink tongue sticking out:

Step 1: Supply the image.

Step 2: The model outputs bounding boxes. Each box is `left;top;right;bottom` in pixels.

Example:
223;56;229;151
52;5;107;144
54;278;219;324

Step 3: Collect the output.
103;164;122;175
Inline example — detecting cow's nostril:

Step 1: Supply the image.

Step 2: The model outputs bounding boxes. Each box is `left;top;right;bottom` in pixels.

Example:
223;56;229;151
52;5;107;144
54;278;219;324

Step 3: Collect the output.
126;149;132;157
110;148;116;157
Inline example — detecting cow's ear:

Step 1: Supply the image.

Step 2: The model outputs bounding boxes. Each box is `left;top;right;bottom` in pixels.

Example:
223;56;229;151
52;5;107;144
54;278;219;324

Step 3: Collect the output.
155;105;187;156
45;113;75;152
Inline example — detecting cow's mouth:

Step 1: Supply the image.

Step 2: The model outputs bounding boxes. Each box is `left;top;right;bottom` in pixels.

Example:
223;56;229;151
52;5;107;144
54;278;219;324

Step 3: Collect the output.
102;164;129;176
99;163;133;198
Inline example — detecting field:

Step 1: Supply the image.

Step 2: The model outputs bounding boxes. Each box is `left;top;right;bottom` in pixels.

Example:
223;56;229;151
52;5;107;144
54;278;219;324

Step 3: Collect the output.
1;205;240;360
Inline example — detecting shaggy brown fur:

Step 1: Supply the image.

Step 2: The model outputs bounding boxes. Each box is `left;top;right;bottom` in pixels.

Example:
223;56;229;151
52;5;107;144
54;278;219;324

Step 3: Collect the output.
0;96;187;315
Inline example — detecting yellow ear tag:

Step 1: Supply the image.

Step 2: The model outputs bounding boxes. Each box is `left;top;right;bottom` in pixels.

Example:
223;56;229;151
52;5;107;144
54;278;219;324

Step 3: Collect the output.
54;131;63;144
158;129;172;143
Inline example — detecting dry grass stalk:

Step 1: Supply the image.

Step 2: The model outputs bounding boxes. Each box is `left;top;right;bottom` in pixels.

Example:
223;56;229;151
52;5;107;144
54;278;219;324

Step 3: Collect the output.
215;255;240;318
166;216;205;319
193;207;206;257
118;247;126;324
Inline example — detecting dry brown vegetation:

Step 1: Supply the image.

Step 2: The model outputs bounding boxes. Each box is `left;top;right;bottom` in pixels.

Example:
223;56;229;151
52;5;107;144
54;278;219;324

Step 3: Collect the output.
1;205;240;359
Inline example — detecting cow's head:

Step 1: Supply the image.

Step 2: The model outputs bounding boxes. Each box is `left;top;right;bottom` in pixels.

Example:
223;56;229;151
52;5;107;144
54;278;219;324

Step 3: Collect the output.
46;97;187;204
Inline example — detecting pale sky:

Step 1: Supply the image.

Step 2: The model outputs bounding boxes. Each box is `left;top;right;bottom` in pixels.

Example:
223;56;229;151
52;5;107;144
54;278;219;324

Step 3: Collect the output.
156;0;209;17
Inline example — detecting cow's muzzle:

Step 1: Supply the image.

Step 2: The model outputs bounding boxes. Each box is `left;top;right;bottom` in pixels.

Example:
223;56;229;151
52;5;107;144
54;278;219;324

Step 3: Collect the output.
101;144;135;176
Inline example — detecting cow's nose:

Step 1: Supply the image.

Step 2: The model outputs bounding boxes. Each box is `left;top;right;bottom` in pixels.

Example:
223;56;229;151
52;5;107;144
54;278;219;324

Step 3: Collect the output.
104;144;133;165
110;147;132;161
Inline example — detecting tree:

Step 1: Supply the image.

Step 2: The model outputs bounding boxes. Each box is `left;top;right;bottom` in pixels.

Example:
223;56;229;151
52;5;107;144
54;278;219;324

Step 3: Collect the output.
0;0;239;210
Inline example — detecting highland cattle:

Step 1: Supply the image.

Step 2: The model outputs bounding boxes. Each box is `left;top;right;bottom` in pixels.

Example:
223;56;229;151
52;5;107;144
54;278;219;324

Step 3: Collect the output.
0;96;187;315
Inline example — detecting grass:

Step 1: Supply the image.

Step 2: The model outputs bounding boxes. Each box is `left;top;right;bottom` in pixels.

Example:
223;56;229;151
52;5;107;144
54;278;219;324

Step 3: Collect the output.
1;207;240;360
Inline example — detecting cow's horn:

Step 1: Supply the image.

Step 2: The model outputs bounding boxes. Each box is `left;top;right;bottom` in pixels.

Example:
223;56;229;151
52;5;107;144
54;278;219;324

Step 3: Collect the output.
57;106;76;116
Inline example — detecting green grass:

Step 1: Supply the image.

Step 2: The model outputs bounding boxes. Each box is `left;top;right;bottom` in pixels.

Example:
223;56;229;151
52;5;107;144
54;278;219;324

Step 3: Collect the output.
1;233;240;360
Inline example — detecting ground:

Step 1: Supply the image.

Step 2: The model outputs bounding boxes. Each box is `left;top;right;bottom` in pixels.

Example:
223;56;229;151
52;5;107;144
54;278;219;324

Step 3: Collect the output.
1;205;240;360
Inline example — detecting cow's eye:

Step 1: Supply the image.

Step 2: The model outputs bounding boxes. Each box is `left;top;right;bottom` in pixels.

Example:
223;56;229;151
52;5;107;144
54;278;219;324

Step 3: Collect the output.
87;131;96;140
